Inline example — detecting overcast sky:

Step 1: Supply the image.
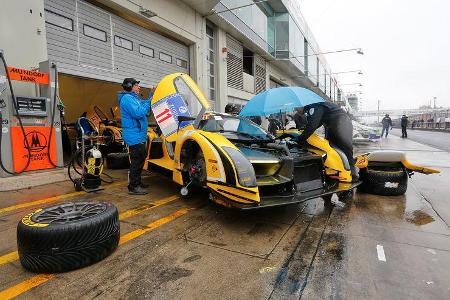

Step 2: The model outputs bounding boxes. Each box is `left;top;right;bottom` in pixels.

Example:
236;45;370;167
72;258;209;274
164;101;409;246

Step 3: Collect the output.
300;0;450;111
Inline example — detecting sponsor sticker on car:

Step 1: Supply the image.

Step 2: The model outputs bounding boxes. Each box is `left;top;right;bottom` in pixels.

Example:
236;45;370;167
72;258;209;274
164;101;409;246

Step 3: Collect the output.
152;93;193;138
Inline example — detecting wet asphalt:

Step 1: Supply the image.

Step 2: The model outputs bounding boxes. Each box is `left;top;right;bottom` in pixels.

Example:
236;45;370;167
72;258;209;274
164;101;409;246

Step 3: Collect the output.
0;134;449;299
390;128;450;153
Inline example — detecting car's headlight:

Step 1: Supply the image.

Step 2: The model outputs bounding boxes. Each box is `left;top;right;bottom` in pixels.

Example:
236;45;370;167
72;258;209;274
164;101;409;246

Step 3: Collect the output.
222;147;257;188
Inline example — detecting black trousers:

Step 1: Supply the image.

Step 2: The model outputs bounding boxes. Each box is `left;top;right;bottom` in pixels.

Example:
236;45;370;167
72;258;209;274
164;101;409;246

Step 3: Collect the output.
128;143;146;189
401;125;407;137
325;115;356;175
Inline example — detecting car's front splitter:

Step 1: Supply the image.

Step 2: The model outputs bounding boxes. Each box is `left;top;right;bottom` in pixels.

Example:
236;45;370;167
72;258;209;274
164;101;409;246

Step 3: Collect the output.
209;180;362;210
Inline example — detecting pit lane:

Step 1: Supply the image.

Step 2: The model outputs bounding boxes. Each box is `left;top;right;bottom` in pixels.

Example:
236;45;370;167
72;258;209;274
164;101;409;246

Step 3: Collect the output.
0;134;449;299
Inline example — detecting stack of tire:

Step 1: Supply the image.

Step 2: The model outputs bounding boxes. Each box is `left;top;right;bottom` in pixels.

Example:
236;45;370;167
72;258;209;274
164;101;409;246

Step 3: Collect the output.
17;201;120;273
359;163;409;196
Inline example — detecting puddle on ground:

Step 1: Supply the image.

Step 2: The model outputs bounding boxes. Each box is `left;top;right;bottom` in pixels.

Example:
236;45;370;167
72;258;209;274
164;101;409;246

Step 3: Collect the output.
404;210;435;226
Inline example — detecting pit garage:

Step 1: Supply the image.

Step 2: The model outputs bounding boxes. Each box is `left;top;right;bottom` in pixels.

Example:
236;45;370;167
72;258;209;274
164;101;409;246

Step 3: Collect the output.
44;0;190;124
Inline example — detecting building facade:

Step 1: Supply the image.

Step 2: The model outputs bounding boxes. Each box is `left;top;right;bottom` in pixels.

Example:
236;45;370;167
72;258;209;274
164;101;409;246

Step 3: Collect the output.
1;0;344;121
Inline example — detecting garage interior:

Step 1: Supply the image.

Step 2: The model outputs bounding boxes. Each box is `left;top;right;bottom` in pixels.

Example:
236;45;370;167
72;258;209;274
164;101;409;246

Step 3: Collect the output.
59;74;151;123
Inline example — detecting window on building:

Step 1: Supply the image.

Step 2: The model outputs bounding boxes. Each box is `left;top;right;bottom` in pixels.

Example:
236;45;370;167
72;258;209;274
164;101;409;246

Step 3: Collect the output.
159;52;172;63
83;24;107;42
286;17;305;72
139;45;154;57
243;48;254;76
114;36;133;50
45;10;73;31
176;58;188;69
275;13;289;58
206;24;216;102
222;0;268;43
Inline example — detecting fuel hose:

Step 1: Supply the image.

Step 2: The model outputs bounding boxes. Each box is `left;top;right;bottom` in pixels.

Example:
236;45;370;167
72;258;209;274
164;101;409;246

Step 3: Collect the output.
0;52;32;175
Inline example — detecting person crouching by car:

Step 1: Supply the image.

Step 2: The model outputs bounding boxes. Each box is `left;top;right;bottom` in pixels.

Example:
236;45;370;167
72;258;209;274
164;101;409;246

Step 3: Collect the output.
296;102;359;182
293;107;307;130
118;78;155;195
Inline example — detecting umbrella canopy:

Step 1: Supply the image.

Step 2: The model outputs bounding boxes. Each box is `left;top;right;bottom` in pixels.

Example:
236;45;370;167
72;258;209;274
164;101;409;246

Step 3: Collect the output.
239;87;325;117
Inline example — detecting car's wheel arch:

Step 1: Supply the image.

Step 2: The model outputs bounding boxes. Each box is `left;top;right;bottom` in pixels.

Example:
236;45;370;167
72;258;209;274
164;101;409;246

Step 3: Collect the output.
175;133;228;186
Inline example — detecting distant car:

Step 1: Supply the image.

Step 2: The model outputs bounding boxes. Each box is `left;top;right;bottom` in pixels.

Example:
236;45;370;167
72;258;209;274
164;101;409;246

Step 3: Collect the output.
352;121;381;144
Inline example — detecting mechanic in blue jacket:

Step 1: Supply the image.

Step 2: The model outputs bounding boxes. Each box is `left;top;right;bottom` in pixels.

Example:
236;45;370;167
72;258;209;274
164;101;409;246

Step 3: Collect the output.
118;78;154;195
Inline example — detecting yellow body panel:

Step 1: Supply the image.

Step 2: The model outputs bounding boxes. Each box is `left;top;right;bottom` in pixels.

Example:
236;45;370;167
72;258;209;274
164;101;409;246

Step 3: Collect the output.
355;154;369;169
401;160;440;174
277;129;352;182
354;153;439;175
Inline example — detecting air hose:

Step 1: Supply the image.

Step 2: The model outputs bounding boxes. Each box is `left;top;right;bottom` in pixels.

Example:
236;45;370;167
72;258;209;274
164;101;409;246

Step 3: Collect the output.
0;52;32;175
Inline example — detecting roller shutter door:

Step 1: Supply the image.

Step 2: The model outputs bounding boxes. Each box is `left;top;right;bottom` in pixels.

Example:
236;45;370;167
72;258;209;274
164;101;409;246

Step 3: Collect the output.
226;35;243;90
254;54;266;94
44;0;189;87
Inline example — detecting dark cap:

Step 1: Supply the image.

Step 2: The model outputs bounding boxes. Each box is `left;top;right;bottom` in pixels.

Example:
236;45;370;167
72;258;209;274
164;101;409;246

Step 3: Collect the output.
122;78;140;91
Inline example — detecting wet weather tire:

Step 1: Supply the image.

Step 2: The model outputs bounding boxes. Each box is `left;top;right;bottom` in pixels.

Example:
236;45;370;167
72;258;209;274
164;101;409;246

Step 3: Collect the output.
359;168;408;196
106;152;130;169
17;201;120;273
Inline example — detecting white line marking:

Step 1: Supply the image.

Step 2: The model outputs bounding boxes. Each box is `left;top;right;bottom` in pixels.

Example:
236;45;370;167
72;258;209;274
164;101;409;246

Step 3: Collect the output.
426;249;437;255
377;244;386;262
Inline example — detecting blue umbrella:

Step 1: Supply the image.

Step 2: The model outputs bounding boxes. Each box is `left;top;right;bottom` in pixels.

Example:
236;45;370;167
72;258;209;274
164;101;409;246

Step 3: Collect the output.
239;87;325;116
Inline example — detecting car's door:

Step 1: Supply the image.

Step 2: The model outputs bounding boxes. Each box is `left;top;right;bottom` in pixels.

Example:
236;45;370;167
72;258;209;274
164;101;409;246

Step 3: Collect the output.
151;73;211;143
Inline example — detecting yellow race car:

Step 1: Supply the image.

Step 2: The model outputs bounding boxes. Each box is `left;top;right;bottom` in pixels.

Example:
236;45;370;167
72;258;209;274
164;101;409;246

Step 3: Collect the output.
144;73;366;209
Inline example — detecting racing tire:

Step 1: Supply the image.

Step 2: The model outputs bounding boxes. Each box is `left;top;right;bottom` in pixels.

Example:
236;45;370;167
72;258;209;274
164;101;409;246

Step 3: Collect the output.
106;152;130;169
17;201;120;273
358;168;408;196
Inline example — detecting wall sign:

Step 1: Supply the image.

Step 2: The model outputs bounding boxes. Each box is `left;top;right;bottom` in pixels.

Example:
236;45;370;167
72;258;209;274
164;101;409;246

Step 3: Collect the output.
7;67;49;85
10;126;56;172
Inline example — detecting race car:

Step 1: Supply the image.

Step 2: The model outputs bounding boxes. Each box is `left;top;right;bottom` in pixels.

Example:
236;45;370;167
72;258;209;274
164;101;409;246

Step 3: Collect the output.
83;105;129;169
352;120;381;144
144;73;363;209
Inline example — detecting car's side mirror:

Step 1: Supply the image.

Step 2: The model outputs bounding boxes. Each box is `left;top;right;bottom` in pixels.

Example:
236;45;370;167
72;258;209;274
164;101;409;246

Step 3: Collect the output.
177;116;196;122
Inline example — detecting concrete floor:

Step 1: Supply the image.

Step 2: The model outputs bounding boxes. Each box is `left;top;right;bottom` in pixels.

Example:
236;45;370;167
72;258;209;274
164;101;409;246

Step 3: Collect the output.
0;135;449;299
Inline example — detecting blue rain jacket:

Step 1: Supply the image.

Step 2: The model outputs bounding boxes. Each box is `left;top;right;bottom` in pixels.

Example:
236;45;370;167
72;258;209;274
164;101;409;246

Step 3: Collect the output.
118;91;152;146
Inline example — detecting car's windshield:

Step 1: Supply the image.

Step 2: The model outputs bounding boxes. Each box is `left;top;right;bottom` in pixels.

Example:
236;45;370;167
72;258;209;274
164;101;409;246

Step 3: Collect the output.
199;114;273;141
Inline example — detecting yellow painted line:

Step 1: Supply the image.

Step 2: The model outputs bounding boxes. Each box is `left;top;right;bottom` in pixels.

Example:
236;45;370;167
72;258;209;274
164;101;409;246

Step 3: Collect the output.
119;207;191;245
0;193;179;266
0;274;54;300
0;180;127;215
119;194;179;220
0;251;19;266
0;207;191;299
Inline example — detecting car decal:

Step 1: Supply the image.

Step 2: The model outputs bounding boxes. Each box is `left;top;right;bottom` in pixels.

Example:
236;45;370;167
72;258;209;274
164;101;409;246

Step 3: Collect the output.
206;180;257;194
152;93;193;138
